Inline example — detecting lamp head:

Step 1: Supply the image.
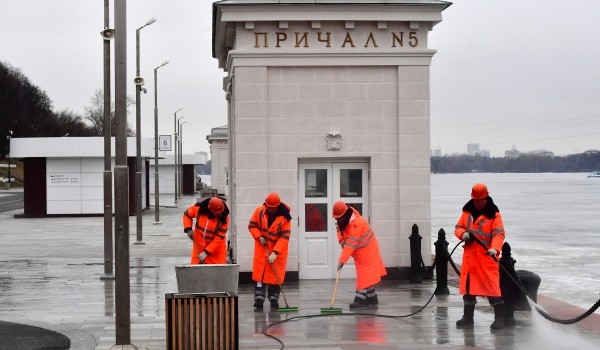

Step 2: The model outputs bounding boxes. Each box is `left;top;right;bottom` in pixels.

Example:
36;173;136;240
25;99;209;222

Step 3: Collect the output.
146;18;157;26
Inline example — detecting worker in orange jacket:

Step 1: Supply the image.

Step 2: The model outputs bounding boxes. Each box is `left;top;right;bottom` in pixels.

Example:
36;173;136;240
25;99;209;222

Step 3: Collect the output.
333;201;386;309
454;183;507;330
183;197;229;264
248;192;292;310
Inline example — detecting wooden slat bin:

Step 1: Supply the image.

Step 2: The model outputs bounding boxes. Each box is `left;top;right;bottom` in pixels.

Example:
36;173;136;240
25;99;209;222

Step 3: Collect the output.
165;292;238;350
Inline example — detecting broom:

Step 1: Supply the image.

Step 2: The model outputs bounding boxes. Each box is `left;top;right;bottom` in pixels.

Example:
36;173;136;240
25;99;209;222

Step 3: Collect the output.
270;261;299;312
320;269;343;313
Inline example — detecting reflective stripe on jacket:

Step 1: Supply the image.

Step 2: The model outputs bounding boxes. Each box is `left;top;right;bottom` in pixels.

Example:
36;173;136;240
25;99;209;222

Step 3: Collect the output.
248;203;291;285
454;211;505;297
337;208;387;290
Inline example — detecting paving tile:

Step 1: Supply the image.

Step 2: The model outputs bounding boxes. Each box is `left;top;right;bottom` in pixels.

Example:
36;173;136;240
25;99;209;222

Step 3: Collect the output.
1;194;599;349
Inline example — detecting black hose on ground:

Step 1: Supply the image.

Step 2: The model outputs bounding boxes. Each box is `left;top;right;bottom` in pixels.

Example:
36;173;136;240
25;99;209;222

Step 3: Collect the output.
468;234;600;325
262;236;600;349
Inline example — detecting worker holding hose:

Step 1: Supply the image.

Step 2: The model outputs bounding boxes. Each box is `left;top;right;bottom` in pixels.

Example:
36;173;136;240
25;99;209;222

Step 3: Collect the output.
454;182;507;330
248;192;292;311
333;201;386;309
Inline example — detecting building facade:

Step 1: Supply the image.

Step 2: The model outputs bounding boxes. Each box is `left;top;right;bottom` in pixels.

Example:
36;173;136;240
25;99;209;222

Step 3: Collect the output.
213;0;450;281
10;137;153;217
206;125;229;196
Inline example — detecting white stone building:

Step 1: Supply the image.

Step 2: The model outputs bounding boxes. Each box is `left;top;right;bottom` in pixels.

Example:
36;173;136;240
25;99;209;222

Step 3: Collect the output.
206;125;229;196
212;0;450;281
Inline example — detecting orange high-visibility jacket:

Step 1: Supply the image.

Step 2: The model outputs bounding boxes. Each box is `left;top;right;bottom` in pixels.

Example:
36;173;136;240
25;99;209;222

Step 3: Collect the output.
183;198;229;264
248;203;292;285
337;208;387;290
454;208;505;297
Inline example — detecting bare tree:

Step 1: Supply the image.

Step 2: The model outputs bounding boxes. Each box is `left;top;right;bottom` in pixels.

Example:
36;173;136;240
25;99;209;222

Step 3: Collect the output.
83;89;135;136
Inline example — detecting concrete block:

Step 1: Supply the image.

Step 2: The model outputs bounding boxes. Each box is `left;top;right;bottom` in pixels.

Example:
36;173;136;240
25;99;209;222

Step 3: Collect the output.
175;264;239;294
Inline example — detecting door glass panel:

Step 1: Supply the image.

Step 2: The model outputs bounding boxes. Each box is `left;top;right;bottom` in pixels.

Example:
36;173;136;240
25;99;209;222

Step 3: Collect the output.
305;169;327;197
305;203;327;232
347;203;363;215
339;169;362;197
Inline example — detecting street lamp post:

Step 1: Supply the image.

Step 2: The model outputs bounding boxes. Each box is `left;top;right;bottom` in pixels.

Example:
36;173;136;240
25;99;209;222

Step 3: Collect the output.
179;120;188;198
153;60;169;225
173;109;183;205
100;0;114;281
134;17;156;245
6;130;12;189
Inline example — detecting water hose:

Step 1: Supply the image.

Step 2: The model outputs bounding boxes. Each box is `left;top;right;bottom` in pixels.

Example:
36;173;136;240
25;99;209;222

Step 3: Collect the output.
261;235;600;349
468;233;600;324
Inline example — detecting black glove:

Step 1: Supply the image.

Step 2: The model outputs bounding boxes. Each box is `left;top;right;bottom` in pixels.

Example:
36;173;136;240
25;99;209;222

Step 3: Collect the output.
185;229;193;240
337;262;344;271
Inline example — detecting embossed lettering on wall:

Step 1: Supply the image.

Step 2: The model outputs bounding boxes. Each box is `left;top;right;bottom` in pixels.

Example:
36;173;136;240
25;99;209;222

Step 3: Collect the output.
254;31;419;49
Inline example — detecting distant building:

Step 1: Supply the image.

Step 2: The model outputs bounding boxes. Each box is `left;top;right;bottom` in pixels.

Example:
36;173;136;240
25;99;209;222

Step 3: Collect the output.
467;143;480;156
475;149;490;157
148;153;207;196
528;149;554;157
432;149;442;157
10;137;153;217
505;145;520;159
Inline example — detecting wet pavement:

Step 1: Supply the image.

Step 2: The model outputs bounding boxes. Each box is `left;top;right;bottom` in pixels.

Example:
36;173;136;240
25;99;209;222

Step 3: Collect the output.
1;190;599;349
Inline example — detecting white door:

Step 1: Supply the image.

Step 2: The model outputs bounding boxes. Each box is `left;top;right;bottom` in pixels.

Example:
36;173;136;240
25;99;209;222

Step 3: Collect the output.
299;162;369;279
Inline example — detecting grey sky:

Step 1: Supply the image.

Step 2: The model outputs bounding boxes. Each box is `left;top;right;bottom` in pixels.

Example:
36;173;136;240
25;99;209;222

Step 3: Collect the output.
1;0;598;157
430;0;600;156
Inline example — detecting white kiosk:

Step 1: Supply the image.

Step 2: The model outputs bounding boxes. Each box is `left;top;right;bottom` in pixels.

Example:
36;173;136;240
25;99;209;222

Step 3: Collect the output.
212;0;450;281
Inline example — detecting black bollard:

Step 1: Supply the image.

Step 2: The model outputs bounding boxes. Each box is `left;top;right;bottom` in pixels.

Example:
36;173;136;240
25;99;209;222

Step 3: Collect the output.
409;224;423;283
499;242;519;324
434;229;450;295
500;242;542;312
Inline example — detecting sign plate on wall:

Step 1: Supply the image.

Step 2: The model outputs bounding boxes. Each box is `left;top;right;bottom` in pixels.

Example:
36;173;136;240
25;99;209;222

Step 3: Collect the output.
47;173;81;186
159;135;172;151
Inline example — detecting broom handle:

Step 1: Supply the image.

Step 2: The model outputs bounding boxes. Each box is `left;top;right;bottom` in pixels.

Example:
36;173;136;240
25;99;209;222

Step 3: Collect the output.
330;269;341;307
270;262;290;308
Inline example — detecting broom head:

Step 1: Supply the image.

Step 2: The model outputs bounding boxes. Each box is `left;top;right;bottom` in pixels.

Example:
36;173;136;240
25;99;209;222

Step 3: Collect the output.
278;306;299;313
320;307;343;314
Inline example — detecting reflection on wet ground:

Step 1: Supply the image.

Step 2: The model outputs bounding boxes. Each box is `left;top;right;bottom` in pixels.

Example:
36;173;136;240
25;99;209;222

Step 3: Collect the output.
1;194;599;349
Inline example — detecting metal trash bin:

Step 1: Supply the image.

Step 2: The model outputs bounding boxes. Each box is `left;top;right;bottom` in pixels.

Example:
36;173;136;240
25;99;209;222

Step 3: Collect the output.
165;292;238;350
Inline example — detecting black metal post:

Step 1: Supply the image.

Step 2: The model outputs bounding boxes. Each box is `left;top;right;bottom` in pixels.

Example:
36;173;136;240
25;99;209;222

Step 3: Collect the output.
434;228;450;295
6;131;12;189
409;223;423;283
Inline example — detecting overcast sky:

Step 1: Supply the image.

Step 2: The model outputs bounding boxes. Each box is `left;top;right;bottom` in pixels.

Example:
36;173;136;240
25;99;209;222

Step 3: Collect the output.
1;0;599;157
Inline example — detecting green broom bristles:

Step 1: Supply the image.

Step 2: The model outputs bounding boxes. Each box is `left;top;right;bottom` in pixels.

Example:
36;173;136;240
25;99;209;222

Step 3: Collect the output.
278;306;299;313
320;307;343;314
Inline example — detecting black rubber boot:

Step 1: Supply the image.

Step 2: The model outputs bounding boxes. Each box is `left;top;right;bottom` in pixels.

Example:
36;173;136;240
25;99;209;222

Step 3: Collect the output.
253;301;264;311
366;294;379;306
456;304;475;328
504;303;516;327
490;304;506;330
349;296;369;309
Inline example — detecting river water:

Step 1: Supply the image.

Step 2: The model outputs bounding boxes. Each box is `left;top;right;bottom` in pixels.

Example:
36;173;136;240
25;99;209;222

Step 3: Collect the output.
431;172;600;314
